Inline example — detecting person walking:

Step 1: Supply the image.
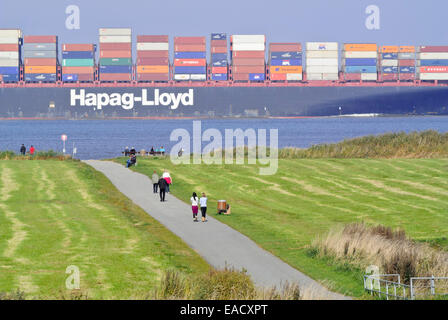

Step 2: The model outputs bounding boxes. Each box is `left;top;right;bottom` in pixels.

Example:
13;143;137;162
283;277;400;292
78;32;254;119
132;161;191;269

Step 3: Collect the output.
191;192;199;222
29;145;35;156
199;192;208;222
158;177;168;202
20;144;26;155
162;170;172;193
152;170;159;194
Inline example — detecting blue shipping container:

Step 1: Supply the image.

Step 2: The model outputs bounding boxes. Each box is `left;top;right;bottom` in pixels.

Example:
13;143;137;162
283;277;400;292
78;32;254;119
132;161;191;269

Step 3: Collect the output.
100;65;132;73
25;73;57;82
249;73;265;81
0;67;19;74
270;59;302;66
270;51;302;59
381;66;398;73
175;52;206;59
382;53;398;59
62;74;79;81
420;59;448;66
399;66;416;73
0;74;19;82
211;53;228;61
62;51;94;59
211;59;228;67
174;66;206;74
345;58;377;66
344;66;377;73
211;33;226;40
211;73;228;81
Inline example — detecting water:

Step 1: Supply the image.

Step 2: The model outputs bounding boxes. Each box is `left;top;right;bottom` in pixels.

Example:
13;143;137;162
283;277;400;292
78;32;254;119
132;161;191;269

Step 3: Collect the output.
1;116;447;160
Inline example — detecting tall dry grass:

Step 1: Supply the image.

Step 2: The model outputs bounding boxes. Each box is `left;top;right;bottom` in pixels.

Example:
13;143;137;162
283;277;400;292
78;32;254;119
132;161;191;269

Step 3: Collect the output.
312;223;448;284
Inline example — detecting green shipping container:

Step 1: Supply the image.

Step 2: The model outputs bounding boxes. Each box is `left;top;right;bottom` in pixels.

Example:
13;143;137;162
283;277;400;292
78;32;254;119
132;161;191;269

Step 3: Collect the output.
100;58;132;66
62;59;94;67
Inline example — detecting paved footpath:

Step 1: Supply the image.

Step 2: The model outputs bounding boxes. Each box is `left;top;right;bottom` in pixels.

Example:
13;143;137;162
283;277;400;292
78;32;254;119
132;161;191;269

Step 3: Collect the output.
84;160;349;299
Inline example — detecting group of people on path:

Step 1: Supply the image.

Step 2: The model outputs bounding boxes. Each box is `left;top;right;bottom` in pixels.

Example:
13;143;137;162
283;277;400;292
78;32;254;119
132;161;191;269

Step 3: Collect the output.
191;192;208;222
152;169;172;202
20;144;35;156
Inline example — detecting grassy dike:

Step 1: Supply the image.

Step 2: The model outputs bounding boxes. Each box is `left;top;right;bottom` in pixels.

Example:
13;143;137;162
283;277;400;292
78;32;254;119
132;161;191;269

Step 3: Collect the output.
0;160;209;299
119;156;448;297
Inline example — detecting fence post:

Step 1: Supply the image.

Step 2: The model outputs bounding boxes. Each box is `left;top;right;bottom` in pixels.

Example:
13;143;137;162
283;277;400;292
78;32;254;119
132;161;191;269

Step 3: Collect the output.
410;278;415;300
386;282;389;300
431;275;435;296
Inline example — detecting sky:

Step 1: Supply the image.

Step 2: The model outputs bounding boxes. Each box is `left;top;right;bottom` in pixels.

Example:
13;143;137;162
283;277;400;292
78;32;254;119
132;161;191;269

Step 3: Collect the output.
0;0;445;47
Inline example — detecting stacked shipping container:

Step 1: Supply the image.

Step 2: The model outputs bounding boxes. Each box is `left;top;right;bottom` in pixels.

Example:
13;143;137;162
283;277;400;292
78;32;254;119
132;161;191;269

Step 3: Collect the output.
210;33;228;81
398;46;416;81
231;35;266;81
269;43;302;81
306;42;338;80
23;35;58;82
174;36;206;81
0;29;21;82
99;28;132;82
136;35;169;82
418;46;448;81
343;43;377;81
61;44;95;82
379;46;399;81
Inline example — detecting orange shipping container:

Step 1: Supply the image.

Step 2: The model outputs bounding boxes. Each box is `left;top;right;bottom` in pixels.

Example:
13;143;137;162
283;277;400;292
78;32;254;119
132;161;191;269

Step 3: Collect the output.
380;46;399;53
174;59;206;67
137;65;169;73
100;50;132;58
270;73;287;81
270;66;303;74
399;46;415;53
419;66;448;73
25;66;56;74
24;58;57;66
62;66;95;74
344;43;377;52
212;67;227;73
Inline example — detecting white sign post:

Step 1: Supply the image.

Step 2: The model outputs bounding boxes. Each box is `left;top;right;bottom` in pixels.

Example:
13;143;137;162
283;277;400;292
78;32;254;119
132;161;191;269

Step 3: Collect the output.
61;134;67;154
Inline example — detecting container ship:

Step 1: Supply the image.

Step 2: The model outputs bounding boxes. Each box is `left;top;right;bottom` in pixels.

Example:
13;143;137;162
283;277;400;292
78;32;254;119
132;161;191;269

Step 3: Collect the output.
1;28;448;119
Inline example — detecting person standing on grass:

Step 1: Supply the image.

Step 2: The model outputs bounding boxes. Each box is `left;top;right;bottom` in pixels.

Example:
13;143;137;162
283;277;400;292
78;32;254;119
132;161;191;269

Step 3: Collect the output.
158;176;168;202
20;144;26;155
162;170;172;193
191;192;199;222
152;170;159;194
199;192;208;222
29;145;35;156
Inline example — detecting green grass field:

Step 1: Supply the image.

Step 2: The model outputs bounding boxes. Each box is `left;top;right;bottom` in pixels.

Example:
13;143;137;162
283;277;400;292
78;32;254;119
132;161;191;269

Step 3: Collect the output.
123;157;448;297
0;160;209;299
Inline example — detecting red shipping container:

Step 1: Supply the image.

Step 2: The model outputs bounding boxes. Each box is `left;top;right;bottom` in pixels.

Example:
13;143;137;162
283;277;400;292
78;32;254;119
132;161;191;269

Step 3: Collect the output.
62;44;94;51
270;73;287;81
174;44;206;52
399;60;415;67
232;73;250;81
0;44;19;51
100;73;132;81
174;59;206;66
211;47;227;54
232;51;265;58
137;73;170;81
269;43;301;51
212;67;227;74
211;40;227;47
232;58;265;66
100;43;132;50
63;67;95;74
137;35;169;43
381;74;399;81
100;50;132;58
137;58;169;65
233;66;265;73
77;73;95;81
399;73;415;80
344;73;362;81
174;37;206;44
137;51;169;58
24;58;57;66
24;35;57;43
419;46;448;53
419;66;448;73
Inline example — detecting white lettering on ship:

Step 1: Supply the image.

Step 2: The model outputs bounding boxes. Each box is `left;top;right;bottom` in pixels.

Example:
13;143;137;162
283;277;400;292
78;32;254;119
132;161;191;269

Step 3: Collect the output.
70;89;194;110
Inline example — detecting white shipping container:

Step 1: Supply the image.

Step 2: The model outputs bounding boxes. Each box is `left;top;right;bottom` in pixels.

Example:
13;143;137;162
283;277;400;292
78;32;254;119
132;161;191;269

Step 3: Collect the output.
190;74;206;80
306;73;323;80
0;52;19;59
231;35;265;43
0;58;19;66
174;74;190;80
419;73;448;80
418;52;448;60
286;73;302;81
0;29;21;38
232;43;265;51
322;73;339;81
306;50;338;58
361;73;377;81
137;42;169;51
99;28;132;36
99;35;132;43
306;66;338;73
306;58;338;66
380;60;398;67
306;42;338;51
0;37;19;44
343;51;378;58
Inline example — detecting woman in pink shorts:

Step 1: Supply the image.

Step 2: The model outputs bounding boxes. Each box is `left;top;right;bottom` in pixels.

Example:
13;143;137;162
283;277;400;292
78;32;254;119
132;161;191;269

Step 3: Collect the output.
190;192;199;222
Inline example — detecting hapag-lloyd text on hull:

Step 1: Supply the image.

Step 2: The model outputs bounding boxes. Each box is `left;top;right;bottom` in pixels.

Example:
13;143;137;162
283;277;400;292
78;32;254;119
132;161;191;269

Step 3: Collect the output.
70;89;194;110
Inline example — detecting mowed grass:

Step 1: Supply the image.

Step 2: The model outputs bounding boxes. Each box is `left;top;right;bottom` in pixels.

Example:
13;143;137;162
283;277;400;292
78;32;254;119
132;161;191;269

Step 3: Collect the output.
123;157;448;297
0;160;209;299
